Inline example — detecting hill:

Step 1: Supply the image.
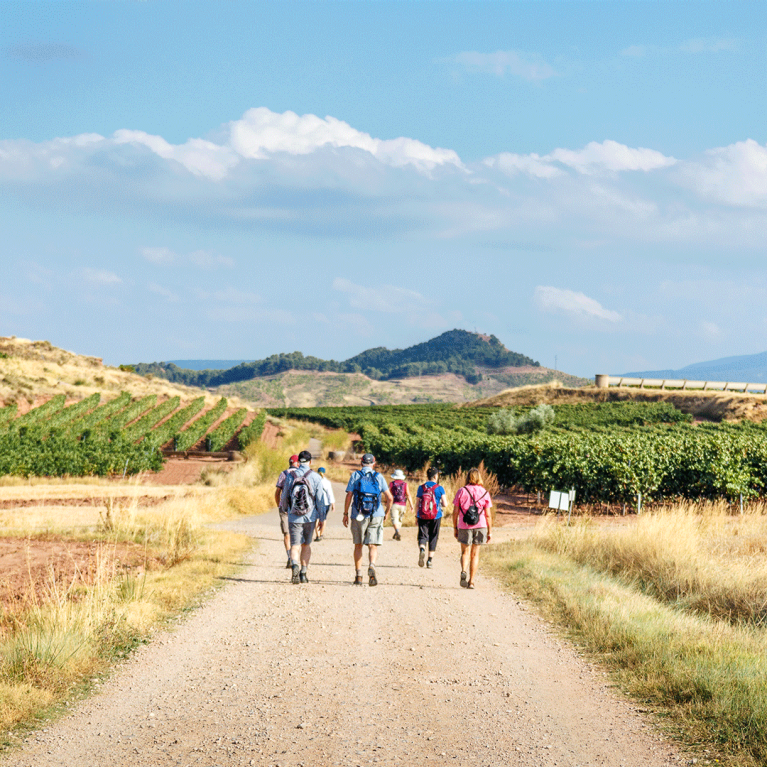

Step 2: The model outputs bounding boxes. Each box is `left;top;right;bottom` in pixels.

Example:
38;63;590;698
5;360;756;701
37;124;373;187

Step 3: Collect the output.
622;350;767;383
132;330;540;388
0;337;238;410
471;382;767;422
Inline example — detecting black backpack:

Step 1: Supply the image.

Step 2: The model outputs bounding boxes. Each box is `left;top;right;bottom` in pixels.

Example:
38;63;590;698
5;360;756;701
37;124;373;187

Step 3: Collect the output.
461;486;488;526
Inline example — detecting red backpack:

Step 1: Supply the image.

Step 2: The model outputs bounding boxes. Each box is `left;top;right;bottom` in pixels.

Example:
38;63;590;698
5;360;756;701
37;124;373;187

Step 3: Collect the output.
418;483;439;520
390;479;408;505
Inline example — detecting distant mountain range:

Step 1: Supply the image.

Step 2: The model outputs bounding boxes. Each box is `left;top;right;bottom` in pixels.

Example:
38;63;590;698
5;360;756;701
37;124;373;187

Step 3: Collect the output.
623;351;767;383
134;330;540;387
168;360;251;371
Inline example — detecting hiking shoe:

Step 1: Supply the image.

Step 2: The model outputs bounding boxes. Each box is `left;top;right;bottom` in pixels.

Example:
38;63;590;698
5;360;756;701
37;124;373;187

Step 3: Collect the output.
393;531;401;541
426;558;433;569
286;557;292;569
291;564;300;584
368;566;378;587
299;571;309;584
418;548;426;567
353;575;364;586
460;571;468;588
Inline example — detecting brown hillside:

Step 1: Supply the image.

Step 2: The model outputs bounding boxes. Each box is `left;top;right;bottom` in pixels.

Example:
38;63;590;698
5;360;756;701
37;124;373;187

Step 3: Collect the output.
0;337;247;410
470;382;767;422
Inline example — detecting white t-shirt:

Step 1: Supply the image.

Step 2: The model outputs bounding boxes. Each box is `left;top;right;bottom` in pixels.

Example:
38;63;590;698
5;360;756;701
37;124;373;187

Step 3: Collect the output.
320;476;335;506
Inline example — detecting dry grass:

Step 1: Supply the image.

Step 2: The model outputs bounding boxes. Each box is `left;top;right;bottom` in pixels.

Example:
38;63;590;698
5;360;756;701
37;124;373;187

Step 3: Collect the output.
0;336;247;410
0;491;252;735
532;502;767;625
486;501;767;766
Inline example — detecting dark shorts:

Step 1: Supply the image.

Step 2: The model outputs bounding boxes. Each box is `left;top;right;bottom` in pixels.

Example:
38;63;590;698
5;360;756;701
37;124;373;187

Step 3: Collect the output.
417;517;442;551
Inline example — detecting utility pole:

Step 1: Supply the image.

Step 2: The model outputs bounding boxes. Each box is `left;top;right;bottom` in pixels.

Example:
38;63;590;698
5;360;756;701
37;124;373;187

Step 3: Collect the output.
554;355;558;371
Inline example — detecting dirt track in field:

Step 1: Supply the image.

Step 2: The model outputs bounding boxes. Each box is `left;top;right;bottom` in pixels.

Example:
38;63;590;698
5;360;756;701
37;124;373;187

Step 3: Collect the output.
3;482;684;767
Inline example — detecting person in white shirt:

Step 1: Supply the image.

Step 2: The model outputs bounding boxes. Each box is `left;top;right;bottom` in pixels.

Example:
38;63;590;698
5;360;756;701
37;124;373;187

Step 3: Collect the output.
315;467;335;541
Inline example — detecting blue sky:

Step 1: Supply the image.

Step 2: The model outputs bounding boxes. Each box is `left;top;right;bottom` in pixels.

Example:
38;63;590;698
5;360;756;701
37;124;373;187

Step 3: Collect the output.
1;1;766;377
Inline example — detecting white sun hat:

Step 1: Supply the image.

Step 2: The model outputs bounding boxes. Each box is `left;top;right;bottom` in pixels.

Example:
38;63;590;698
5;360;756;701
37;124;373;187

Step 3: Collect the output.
391;469;406;480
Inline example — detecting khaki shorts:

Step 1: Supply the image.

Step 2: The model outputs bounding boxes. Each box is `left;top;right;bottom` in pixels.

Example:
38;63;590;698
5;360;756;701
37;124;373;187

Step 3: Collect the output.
457;527;487;545
390;503;407;528
279;510;289;535
351;515;384;546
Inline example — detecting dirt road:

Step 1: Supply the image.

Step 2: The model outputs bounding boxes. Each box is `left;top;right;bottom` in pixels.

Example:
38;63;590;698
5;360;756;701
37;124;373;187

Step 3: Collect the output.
4;482;683;766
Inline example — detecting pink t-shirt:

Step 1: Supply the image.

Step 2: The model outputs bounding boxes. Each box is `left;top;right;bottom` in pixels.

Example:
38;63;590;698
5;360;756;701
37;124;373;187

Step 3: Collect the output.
454;485;492;529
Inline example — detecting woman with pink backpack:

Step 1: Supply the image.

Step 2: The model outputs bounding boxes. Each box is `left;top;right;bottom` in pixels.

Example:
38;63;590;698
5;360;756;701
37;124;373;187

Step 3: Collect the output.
453;467;493;589
388;469;412;541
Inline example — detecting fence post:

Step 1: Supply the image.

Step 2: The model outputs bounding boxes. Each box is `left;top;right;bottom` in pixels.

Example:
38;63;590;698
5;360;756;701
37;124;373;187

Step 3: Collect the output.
637;492;642;514
740;493;744;515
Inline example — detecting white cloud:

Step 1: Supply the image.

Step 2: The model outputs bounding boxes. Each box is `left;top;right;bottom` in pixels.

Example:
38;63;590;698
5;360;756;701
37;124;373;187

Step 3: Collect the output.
620;45;650;58
140;247;234;269
148;283;179;302
211;288;260;304
189;250;235;269
680;37;737;54
487;140;676;178
675;139;767;207
333;278;426;314
82;268;121;286
534;286;622;322
113;130;238;181
228;107;462;172
700;321;722;340
141;246;175;265
452;50;556;81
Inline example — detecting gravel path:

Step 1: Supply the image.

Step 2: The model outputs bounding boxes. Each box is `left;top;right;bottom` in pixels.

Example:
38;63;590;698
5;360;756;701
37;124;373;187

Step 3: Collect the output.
4;482;684;767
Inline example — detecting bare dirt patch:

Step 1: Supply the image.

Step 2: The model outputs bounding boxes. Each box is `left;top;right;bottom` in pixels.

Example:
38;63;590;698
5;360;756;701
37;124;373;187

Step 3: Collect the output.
143;457;239;486
0;537;155;617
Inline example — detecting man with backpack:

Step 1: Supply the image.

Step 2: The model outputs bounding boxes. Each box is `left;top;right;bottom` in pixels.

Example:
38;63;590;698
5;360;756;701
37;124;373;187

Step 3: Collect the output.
343;453;392;586
275;454;299;568
416;467;447;569
284;450;327;584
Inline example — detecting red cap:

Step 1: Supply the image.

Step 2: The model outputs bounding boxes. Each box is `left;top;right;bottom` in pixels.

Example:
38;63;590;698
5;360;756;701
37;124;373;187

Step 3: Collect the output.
289;455;299;465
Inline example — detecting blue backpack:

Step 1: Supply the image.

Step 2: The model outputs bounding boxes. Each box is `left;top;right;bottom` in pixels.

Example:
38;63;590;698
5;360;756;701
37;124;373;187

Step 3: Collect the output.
353;470;382;517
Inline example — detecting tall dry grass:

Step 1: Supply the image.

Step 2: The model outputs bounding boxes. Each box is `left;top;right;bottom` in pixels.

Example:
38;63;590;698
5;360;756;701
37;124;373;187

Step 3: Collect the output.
533;502;767;625
486;500;767;765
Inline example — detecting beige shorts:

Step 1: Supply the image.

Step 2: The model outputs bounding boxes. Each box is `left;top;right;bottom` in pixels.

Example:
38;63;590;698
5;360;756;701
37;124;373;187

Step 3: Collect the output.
390;503;407;528
279;510;289;535
351;515;384;546
457;527;487;545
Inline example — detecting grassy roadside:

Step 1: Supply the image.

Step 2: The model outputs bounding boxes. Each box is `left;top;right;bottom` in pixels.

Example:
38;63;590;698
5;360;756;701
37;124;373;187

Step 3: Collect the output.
0;418;316;744
485;507;767;767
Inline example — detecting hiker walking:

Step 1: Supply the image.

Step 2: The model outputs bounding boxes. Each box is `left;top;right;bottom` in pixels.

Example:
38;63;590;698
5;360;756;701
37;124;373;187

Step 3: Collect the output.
416;467;447;568
388;469;412;541
343;453;392;586
275;454;299;568
453;467;493;589
314;467;335;541
284;450;327;584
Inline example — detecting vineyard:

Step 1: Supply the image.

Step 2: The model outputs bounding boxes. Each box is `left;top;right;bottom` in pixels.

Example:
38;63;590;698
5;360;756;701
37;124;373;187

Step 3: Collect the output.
0;393;267;477
272;403;767;506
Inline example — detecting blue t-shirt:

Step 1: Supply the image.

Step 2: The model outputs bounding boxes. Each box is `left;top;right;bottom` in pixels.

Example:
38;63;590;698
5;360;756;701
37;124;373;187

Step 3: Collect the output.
416;481;445;520
285;465;327;523
346;468;389;518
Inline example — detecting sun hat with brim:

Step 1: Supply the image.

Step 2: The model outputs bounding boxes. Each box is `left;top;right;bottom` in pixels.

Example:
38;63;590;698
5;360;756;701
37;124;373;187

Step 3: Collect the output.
391;469;405;480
